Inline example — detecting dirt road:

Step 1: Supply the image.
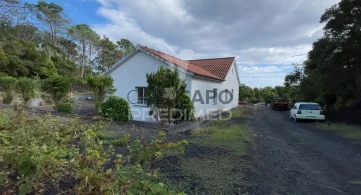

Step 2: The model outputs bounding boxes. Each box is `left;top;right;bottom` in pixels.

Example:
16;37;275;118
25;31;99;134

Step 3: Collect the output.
248;105;361;194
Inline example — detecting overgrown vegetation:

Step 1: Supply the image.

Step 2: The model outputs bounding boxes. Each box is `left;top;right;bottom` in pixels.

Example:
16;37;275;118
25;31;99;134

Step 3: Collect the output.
41;75;73;106
283;0;361;110
0;0;135;79
147;66;194;124
192;122;252;155
173;93;195;121
54;103;73;113
317;123;361;140
101;96;131;122
0;110;187;194
86;75;115;113
161;107;253;194
0;76;17;104
16;77;37;106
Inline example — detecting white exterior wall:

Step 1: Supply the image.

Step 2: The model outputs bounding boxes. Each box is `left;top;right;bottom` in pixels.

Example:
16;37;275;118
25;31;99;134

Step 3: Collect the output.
109;52;191;121
190;61;239;119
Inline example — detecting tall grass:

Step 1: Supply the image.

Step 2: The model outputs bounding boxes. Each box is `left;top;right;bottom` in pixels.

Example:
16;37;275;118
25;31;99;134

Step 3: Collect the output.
192;121;252;155
317;123;361;140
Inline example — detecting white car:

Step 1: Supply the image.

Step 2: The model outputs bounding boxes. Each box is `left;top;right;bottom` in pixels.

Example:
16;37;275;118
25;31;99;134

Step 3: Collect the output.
290;102;325;122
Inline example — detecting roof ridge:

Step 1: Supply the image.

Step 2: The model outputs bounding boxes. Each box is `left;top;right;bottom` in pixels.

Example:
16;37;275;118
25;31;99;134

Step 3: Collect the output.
188;56;235;61
140;45;224;81
141;46;185;62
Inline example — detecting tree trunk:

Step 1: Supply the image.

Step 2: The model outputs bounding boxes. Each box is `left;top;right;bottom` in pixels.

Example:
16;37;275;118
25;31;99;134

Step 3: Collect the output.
81;43;86;78
89;45;92;76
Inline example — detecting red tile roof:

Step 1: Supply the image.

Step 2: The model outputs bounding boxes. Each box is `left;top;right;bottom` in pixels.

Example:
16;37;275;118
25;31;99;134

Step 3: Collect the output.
188;57;235;80
140;46;235;81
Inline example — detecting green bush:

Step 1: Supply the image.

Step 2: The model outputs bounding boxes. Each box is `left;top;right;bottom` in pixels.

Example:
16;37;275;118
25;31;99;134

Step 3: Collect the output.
55;103;73;113
249;97;260;104
101;96;131;122
86;75;115;113
0;110;187;194
0;76;17;104
41;75;73;106
174;93;195;121
16;77;37;105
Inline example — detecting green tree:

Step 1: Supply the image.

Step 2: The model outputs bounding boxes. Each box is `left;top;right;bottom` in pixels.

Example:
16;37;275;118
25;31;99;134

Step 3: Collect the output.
254;87;261;99
95;36;122;73
284;64;304;87
260;87;276;104
26;1;69;45
117;38;135;56
0;76;17;104
301;0;361;108
14;24;39;42
42;75;73;106
275;86;289;98
0;0;25;24
86;75;115;113
68;24;100;78
238;84;254;100
146;66;188;124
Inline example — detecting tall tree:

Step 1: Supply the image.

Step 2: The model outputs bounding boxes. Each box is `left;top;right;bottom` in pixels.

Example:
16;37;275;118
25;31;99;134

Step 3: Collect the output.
117;38;135;56
301;0;361;108
260;87;277;104
68;24;99;78
26;1;69;45
96;36;122;73
14;23;39;42
0;0;25;24
253;87;261;99
238;84;254;100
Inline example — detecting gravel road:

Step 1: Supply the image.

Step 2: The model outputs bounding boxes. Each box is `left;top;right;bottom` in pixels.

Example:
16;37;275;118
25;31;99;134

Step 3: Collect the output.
248;105;361;194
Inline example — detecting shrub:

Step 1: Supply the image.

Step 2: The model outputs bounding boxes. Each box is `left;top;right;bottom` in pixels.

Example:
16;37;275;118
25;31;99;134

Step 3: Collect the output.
55;103;73;113
0;76;17;104
86;75;115;113
146;66;187;123
0;110;187;194
101;96;131;121
42;75;73;106
16;77;37;106
174;93;195;121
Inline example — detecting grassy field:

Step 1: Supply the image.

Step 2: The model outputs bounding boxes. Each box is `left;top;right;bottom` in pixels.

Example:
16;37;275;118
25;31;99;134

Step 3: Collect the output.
317;123;361;140
160;107;254;194
350;180;361;185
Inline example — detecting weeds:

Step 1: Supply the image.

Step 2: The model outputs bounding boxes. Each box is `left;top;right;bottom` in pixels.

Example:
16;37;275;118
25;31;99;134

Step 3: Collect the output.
162;107;253;194
192;122;251;155
0;110;187;194
317;123;361;140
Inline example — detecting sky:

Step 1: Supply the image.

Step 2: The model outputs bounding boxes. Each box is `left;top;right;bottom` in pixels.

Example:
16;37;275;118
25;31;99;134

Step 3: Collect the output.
27;0;340;88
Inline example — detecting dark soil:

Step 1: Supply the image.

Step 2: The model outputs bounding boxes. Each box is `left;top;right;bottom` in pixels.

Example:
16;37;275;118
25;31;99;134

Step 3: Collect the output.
248;105;361;194
155;114;255;194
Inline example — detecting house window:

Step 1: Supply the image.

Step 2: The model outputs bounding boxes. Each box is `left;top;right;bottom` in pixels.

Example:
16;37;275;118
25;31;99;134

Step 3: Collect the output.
136;87;149;105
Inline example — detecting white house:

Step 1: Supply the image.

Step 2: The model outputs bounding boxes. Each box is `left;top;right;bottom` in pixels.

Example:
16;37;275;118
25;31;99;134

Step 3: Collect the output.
107;45;240;121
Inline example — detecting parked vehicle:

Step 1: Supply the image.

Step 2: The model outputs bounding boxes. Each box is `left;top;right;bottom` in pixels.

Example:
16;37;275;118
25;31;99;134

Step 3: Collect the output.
290;102;325;122
239;99;248;105
271;97;290;110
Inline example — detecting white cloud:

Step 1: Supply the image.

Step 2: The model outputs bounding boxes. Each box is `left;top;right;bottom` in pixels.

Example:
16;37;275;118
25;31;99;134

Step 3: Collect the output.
236;44;312;65
91;0;340;87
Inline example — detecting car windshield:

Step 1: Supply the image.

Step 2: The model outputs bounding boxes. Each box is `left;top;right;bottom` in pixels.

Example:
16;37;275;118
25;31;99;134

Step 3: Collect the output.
299;104;322;110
